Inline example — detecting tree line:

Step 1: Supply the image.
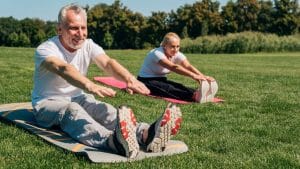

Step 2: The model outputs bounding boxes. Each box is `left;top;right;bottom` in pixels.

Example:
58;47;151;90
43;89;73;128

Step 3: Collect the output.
0;0;299;49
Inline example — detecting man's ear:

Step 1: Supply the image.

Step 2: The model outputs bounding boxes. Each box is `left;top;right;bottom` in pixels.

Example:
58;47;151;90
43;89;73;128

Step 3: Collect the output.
57;25;62;35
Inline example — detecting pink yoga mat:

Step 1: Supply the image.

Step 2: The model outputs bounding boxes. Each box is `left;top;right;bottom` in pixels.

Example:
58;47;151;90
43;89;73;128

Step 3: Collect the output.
94;76;224;104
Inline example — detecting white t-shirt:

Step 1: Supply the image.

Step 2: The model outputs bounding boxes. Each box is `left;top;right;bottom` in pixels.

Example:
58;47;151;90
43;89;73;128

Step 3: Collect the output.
138;47;186;77
32;36;105;106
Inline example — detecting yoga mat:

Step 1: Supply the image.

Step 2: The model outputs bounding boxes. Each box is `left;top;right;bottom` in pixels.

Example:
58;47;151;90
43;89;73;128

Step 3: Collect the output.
0;102;188;163
94;76;224;104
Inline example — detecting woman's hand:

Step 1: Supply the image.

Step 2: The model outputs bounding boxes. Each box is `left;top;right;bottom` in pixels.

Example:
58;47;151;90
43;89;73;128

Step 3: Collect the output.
193;74;215;84
204;76;215;82
192;74;207;82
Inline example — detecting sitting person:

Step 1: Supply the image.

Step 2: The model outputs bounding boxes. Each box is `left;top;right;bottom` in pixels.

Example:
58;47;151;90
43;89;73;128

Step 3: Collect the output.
137;32;218;103
32;4;182;159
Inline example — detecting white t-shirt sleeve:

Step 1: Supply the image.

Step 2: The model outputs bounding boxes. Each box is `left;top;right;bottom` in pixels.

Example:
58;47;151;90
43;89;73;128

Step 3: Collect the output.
152;49;167;63
87;39;106;59
153;49;186;64
35;38;105;68
35;42;60;68
173;52;187;64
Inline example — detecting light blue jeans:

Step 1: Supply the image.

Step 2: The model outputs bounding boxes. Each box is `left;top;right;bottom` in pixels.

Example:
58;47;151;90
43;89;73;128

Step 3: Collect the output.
33;93;149;149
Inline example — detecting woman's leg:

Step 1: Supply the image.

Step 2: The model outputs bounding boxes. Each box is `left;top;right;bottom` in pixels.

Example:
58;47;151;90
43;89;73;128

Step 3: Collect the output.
138;77;195;101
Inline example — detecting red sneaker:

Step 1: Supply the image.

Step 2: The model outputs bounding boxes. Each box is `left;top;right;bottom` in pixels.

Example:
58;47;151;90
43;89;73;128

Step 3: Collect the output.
168;103;182;136
113;106;139;158
145;103;183;152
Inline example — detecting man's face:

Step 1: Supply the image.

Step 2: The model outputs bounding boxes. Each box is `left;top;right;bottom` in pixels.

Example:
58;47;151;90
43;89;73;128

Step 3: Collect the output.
163;37;180;57
58;10;87;52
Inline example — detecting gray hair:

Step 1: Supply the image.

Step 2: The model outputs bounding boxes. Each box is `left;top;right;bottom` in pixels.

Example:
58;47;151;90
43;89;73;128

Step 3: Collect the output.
58;3;87;25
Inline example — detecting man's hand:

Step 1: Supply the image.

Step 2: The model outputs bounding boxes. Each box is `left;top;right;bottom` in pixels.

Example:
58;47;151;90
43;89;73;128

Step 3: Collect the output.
85;82;116;98
126;78;150;95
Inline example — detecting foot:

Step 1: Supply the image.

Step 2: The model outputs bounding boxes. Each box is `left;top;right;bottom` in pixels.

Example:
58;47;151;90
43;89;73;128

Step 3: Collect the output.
207;81;218;102
194;80;210;103
112;106;139;158
168;103;182;136
145;103;182;152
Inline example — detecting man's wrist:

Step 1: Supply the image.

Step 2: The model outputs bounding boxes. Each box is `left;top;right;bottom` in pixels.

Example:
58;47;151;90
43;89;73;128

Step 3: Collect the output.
84;82;93;91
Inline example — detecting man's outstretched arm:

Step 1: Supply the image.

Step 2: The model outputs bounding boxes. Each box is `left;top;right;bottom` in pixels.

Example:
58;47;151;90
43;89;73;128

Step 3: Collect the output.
42;56;116;97
93;54;150;95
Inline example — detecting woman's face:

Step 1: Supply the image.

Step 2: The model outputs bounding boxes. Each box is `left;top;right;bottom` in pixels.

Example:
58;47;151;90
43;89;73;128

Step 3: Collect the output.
58;10;87;52
163;37;180;58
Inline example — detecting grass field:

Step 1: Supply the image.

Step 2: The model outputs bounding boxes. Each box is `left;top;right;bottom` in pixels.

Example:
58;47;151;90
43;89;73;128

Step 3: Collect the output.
0;47;299;168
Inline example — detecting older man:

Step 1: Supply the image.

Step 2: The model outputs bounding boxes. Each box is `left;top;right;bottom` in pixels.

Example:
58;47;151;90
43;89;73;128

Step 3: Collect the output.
31;4;182;158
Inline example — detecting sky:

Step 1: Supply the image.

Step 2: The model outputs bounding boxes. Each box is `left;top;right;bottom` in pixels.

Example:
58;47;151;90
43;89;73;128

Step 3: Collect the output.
0;0;228;21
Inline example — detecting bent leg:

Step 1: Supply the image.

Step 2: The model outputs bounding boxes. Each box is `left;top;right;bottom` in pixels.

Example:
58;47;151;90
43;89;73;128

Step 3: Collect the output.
73;93;150;146
33;97;113;149
73;94;117;130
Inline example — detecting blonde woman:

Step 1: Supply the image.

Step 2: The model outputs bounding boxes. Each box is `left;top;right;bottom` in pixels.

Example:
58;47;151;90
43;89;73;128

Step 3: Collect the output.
138;32;218;103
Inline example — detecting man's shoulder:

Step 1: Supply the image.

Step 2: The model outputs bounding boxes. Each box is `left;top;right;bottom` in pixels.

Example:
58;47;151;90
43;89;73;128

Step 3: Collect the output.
35;36;61;57
37;36;59;50
84;38;101;48
83;39;105;56
85;38;94;43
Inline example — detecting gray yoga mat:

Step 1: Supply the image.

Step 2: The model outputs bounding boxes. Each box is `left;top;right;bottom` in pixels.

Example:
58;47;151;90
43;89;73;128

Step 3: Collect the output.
0;102;188;163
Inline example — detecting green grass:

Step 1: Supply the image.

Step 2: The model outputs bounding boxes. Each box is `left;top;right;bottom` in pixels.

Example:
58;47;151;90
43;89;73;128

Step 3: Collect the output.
0;47;300;168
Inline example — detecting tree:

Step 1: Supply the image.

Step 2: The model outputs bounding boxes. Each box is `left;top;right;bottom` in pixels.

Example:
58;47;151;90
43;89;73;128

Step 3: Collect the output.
271;0;299;35
20;18;47;47
298;4;300;33
18;32;31;47
45;21;57;38
7;32;19;46
169;0;222;38
87;0;145;49
257;0;274;32
33;30;46;46
181;26;189;38
221;1;238;34
169;4;193;38
0;17;20;46
102;31;113;49
87;3;109;46
141;11;170;47
235;0;260;32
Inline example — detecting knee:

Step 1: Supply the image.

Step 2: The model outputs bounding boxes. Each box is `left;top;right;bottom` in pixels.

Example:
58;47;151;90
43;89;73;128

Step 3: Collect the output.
105;104;117;123
64;102;84;116
95;104;117;130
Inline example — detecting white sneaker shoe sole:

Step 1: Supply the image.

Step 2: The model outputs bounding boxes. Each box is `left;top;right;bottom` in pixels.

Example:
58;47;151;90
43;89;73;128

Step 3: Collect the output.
116;106;139;158
207;81;218;102
168;103;182;136
146;107;172;152
196;80;210;103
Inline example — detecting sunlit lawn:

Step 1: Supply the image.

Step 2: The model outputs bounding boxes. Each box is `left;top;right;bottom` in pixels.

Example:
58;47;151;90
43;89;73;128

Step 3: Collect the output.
0;47;299;168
